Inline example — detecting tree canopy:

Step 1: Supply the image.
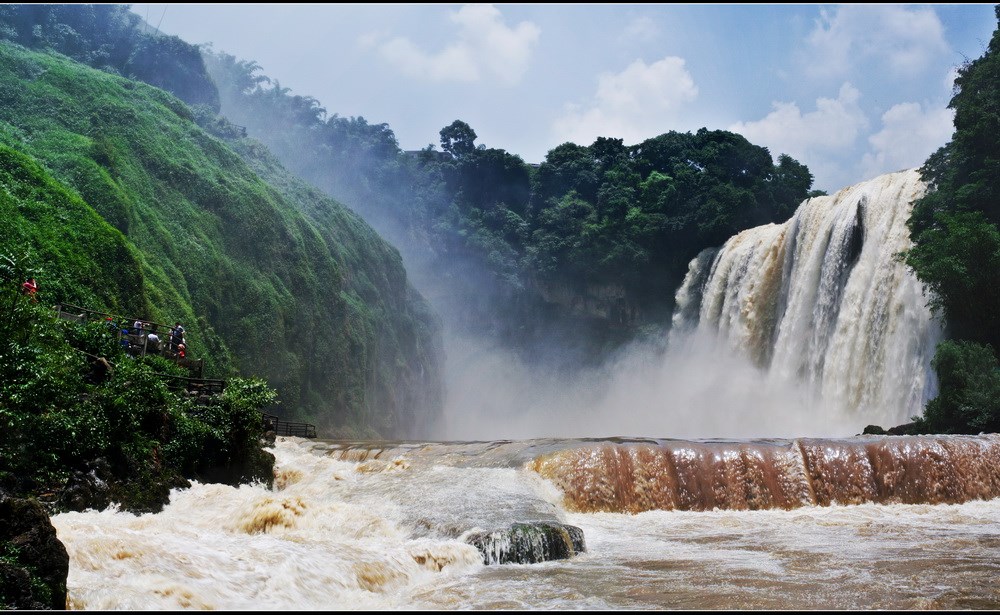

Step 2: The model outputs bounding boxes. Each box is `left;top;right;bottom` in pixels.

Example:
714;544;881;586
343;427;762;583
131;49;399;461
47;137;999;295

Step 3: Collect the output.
906;6;1000;434
202;46;814;359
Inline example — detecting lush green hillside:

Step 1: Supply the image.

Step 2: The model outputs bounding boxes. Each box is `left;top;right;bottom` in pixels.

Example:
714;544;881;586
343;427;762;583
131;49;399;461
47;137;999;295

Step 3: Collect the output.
227;137;443;437
0;144;146;313
0;41;441;438
0;4;219;109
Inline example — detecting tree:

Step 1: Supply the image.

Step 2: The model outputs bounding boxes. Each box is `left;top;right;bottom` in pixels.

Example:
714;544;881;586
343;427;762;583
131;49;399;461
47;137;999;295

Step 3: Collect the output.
918;341;1000;434
440;120;478;160
904;6;1000;433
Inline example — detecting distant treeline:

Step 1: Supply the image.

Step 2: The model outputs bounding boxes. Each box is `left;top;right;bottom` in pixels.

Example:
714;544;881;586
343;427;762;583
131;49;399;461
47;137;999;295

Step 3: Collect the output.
0;4;219;109
202;49;820;358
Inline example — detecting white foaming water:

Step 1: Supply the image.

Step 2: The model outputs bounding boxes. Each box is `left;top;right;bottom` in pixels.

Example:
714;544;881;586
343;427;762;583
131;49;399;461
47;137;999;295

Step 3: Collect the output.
52;437;1000;610
673;168;943;429
439;170;940;441
52;439;489;610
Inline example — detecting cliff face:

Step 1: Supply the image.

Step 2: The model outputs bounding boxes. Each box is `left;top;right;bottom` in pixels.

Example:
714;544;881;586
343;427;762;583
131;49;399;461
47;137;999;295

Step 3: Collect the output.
0;42;442;438
230;138;444;438
534;280;638;328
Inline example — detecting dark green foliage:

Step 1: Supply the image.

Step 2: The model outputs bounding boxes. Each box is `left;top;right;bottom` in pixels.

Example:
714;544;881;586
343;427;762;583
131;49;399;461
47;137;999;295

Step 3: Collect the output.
0;281;275;509
905;7;1000;433
0;4;219;109
440;119;478;160
914;341;1000;434
905;211;1000;347
163;377;277;485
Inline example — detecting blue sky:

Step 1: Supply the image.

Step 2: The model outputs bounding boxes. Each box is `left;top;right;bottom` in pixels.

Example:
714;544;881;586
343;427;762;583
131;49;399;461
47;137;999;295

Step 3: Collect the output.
132;4;997;193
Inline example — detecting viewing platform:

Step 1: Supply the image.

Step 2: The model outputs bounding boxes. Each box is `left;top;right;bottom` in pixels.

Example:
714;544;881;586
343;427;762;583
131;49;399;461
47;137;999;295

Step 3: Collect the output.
56;302;317;438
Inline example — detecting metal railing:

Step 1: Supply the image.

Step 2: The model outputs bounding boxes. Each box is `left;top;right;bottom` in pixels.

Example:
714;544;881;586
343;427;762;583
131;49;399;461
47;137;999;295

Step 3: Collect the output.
56;303;319;439
262;413;317;439
155;372;226;397
54;303;202;377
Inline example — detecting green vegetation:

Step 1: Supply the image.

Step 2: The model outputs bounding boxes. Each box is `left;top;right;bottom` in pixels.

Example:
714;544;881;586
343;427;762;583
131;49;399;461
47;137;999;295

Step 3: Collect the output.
918;341;1000;433
0;277;274;512
0;40;441;438
204;50;814;359
905;7;1000;434
0;4;219;109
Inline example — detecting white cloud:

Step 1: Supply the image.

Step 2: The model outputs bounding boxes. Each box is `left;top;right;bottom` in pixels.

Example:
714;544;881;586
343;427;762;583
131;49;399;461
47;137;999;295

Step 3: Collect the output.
944;66;960;94
805;5;949;78
860;102;954;180
356;30;386;51
730;83;868;158
728;83;869;192
552;56;698;147
374;4;540;85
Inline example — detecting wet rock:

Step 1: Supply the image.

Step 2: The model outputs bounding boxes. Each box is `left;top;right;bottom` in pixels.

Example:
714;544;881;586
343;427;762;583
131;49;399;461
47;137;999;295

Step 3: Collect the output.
0;496;68;609
58;457;113;512
465;522;586;565
887;422;920;435
864;422;922;436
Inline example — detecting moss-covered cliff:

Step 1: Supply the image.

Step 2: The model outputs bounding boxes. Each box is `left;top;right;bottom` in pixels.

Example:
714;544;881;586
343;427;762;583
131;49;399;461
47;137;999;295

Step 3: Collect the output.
0;41;441;438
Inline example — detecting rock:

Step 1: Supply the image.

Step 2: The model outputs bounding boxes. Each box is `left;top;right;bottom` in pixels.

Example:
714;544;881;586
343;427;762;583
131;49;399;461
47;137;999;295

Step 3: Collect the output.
862;425;887;435
465;522;586;565
0;496;68;609
58;457;113;512
887;422;919;435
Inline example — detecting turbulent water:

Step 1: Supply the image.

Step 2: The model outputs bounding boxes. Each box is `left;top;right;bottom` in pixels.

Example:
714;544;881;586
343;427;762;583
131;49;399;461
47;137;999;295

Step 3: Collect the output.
52;436;1000;610
50;170;987;609
672;168;942;429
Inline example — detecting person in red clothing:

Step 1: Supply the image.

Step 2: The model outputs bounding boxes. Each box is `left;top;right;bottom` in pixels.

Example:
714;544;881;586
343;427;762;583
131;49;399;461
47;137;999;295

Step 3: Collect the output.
21;277;37;302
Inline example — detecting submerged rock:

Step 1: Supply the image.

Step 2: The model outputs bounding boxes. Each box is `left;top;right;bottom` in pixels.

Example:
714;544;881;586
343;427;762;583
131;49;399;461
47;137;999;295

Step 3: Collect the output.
465;522;586;565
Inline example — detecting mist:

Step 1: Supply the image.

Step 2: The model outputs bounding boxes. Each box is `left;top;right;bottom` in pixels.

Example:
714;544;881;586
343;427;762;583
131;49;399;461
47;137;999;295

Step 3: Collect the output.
196;42;942;444
436;170;943;442
438;327;858;441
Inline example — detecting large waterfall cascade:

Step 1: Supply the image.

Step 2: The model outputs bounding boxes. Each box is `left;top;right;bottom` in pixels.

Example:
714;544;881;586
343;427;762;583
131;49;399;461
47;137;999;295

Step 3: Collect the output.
672;169;943;428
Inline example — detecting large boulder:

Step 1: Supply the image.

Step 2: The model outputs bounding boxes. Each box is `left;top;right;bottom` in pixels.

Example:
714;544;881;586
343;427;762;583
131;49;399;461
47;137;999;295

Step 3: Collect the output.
0;496;69;609
465;522;586;565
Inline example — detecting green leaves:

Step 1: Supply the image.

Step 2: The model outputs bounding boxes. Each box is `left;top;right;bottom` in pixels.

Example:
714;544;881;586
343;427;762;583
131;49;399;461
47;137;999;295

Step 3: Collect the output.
903;10;1000;434
0;289;278;506
918;341;1000;434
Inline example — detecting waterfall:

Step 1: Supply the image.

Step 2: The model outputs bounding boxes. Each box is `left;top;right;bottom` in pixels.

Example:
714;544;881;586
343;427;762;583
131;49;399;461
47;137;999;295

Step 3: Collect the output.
672;169;942;428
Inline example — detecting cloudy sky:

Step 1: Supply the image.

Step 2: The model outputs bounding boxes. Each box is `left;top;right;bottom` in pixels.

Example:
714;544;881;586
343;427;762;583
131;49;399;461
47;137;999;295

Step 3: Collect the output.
132;3;996;193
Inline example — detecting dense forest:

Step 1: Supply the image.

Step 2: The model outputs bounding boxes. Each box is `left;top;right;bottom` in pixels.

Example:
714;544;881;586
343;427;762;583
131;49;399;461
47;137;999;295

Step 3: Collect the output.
904;6;1000;435
203;49;820;362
